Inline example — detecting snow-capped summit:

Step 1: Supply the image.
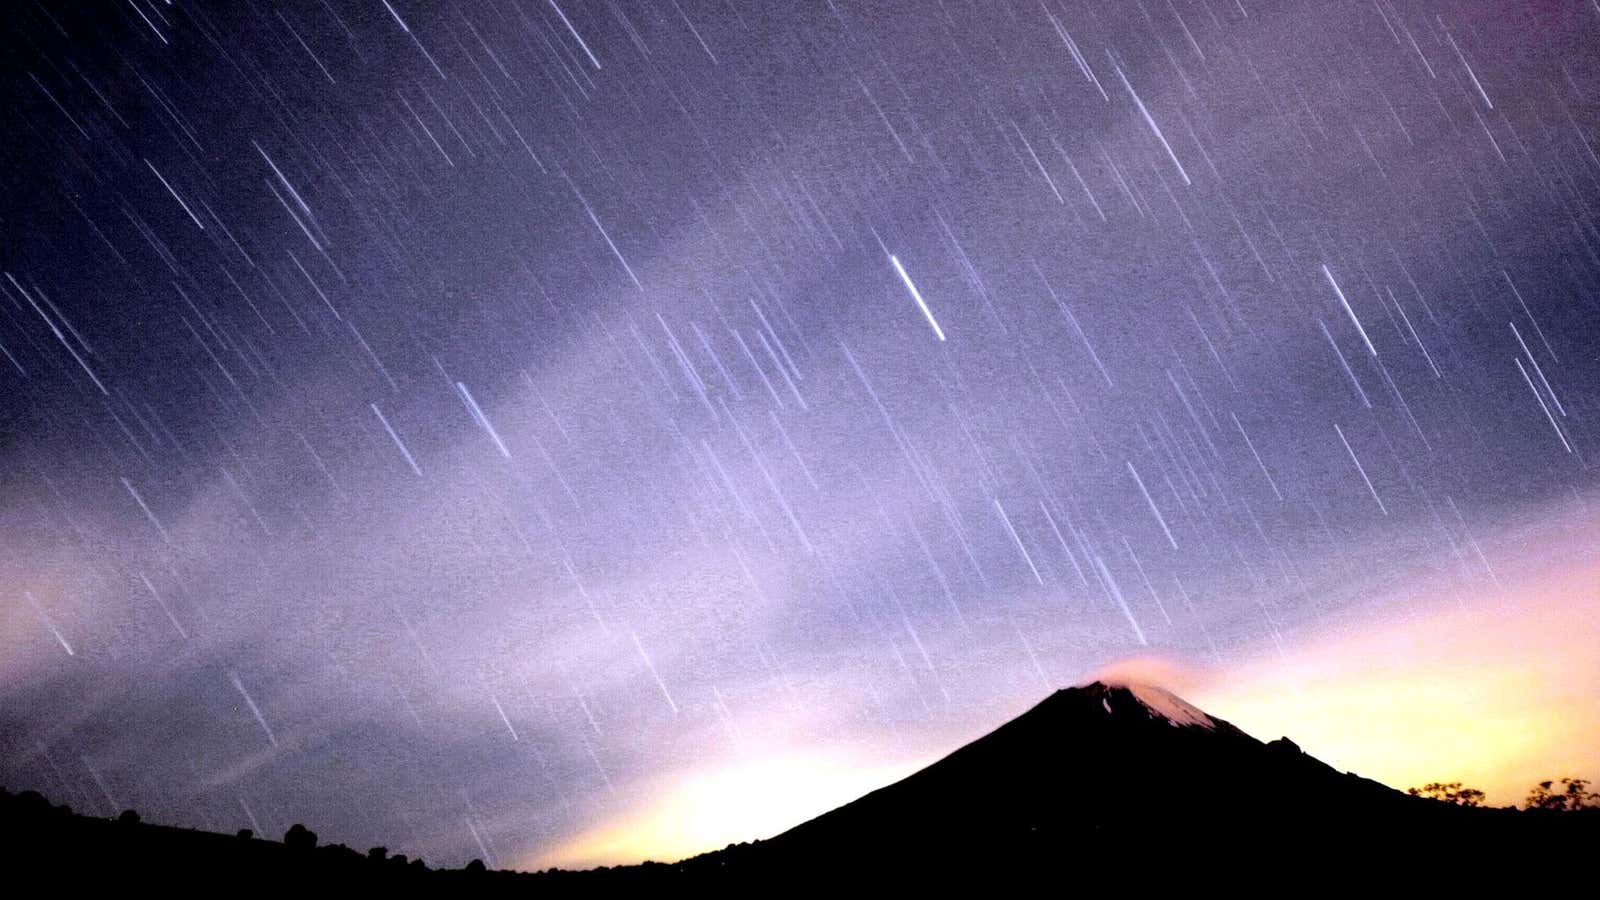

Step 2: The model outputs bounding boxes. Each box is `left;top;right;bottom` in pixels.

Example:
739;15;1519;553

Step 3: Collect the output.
1089;679;1218;729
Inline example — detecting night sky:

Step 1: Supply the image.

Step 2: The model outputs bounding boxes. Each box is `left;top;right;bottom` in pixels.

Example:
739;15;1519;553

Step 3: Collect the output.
3;0;1600;870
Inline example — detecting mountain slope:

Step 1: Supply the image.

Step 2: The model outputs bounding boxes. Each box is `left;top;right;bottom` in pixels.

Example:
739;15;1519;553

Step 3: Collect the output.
685;680;1591;875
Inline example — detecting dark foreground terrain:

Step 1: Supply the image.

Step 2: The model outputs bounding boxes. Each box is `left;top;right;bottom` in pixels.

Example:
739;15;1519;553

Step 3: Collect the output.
5;682;1595;891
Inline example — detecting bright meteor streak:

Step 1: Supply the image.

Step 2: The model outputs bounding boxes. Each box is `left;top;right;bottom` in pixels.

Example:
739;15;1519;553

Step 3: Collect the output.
1323;264;1378;357
889;253;946;342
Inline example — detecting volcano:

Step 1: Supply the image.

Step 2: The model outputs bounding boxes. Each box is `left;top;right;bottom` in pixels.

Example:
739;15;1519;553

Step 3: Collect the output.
674;680;1595;879
755;681;1413;859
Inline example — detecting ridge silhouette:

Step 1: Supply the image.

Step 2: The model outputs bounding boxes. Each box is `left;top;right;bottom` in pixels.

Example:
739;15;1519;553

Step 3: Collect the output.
4;681;1595;890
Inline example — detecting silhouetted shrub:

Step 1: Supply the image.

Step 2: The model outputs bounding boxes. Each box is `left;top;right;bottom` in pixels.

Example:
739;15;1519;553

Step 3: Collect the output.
284;823;318;849
368;846;387;862
117;809;141;826
1406;782;1485;807
236;828;253;840
465;859;487;874
1526;778;1599;811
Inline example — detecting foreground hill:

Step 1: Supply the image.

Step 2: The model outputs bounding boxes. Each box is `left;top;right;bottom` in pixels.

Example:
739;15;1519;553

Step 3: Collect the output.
4;681;1595;889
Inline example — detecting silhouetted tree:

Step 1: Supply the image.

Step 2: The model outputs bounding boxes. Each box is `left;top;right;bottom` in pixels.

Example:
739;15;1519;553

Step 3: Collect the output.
236;828;253;840
1525;778;1598;811
284;823;318;849
117;809;142;826
368;846;388;862
1406;782;1485;807
465;858;487;874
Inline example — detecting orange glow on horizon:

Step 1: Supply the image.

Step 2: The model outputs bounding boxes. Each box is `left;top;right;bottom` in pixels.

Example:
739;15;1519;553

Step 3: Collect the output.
526;751;926;871
1188;536;1600;807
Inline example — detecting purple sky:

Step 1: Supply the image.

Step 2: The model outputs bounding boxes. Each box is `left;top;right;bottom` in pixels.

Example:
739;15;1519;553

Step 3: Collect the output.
3;0;1599;869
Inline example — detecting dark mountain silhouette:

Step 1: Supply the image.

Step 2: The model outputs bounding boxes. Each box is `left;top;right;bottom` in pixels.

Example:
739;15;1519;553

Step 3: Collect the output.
695;680;1598;879
4;681;1595;890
